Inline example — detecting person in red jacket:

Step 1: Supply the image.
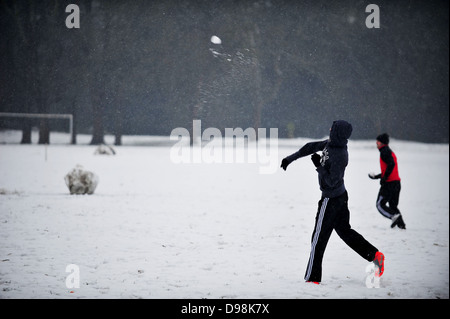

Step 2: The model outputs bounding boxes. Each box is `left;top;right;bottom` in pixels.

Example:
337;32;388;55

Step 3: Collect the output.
369;133;406;229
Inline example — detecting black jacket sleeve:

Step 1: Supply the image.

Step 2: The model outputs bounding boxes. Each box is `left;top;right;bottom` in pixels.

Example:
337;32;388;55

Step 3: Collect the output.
284;140;328;163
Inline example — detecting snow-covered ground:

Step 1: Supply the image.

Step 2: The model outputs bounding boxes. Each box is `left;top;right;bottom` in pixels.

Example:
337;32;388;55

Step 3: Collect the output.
0;130;448;299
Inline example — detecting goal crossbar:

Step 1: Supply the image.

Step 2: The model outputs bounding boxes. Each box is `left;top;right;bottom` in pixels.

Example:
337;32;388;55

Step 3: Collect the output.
0;112;73;139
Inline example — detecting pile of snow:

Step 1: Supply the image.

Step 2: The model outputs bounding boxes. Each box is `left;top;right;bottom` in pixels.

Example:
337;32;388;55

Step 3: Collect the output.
94;144;116;155
64;164;99;195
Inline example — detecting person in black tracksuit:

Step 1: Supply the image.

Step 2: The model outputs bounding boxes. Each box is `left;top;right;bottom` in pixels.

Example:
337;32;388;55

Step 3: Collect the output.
281;120;384;284
368;133;406;229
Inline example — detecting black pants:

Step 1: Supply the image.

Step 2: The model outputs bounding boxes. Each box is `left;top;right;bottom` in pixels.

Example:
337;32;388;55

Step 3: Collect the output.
376;181;401;219
304;191;378;283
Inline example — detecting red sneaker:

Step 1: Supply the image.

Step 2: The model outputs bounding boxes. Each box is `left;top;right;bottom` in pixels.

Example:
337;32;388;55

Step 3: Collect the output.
306;281;320;285
373;251;385;277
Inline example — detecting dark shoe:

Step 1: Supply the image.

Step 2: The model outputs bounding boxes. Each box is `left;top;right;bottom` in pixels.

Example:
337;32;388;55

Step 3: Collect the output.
391;214;406;229
397;215;406;229
390;214;400;228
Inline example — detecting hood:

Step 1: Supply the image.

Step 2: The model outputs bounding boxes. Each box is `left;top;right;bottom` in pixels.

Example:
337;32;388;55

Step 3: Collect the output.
329;120;353;147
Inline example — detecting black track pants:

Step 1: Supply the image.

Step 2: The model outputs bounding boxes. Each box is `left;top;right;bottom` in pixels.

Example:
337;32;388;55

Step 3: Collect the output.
304;191;378;283
376;181;401;219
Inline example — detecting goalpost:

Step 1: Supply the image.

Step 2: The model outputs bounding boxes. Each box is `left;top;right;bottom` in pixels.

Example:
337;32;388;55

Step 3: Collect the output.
0;112;74;143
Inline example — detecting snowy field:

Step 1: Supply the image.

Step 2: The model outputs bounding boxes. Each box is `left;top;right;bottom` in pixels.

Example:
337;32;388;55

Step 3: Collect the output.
0;130;448;299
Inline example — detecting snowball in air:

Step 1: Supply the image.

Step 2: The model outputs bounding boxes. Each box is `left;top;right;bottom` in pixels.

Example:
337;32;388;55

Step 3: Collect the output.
210;35;222;44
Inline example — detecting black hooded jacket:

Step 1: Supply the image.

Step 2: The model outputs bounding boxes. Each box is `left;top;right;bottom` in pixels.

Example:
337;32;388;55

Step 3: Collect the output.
283;120;353;198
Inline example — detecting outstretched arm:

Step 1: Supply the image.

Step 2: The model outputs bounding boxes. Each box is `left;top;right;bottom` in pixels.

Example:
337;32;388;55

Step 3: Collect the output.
281;140;327;170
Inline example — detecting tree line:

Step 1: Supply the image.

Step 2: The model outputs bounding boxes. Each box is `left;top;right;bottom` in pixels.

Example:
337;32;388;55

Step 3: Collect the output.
0;0;448;144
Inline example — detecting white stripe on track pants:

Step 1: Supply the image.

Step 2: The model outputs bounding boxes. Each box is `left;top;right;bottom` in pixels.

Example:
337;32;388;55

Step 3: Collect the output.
304;191;378;283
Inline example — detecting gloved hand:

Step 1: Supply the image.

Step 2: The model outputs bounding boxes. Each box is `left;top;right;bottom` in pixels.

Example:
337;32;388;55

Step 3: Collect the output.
280;158;291;171
311;153;321;167
368;172;381;180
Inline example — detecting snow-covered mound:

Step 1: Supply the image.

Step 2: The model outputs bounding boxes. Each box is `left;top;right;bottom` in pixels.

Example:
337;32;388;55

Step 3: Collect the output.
64;165;99;195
